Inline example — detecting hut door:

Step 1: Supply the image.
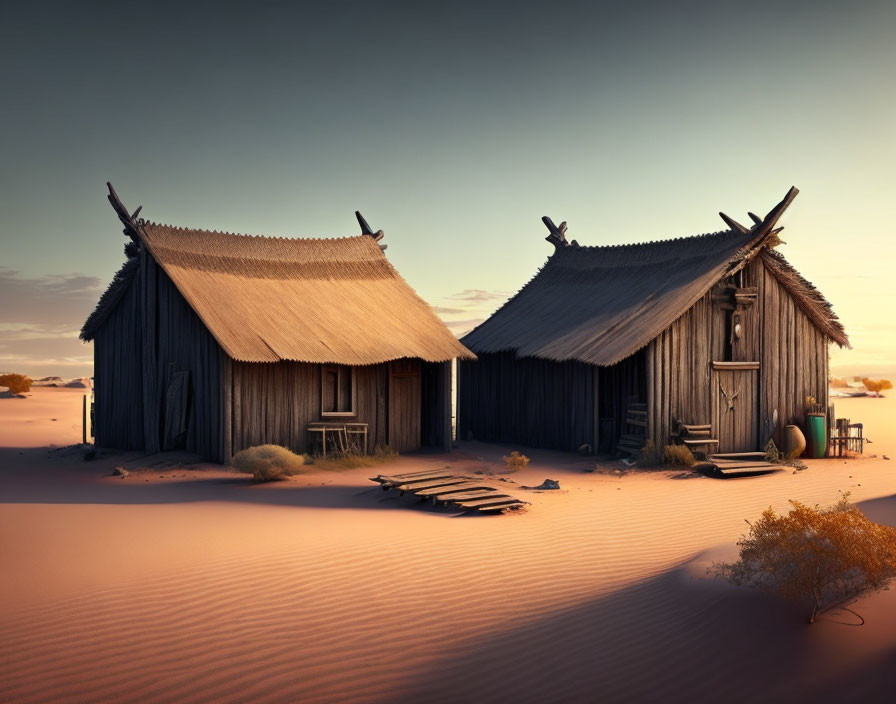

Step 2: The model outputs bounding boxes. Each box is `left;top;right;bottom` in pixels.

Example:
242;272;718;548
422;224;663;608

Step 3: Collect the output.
162;366;191;450
388;360;421;452
712;363;759;453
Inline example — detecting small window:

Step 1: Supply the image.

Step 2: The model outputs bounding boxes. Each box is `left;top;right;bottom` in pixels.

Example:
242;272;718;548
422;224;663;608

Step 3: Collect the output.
322;365;354;416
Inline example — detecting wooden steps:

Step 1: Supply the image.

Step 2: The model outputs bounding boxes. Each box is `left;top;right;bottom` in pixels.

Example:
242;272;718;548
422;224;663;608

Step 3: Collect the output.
711;452;766;460
701;454;782;478
413;483;497;498
393;477;468;492
372;470;528;513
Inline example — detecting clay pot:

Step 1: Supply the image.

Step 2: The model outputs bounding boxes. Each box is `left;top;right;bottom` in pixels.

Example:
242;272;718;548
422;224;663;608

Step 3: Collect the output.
784;424;806;459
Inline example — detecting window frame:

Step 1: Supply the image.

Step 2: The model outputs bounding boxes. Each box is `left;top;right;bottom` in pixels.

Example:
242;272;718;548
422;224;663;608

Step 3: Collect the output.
321;365;356;417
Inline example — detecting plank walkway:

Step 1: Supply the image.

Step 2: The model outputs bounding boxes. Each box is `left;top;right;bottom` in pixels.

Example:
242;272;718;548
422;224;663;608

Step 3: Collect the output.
700;452;782;477
371;469;528;513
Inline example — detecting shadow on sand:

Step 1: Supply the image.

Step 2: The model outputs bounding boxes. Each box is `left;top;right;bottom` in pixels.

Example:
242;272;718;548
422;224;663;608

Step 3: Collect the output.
0;446;493;516
387;495;896;703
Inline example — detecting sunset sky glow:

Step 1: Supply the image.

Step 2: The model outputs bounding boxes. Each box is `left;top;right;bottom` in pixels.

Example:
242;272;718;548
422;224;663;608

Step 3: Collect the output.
1;1;894;377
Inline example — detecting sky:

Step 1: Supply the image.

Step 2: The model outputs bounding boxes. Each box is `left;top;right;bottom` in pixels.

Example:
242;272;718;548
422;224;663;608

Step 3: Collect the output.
1;0;894;378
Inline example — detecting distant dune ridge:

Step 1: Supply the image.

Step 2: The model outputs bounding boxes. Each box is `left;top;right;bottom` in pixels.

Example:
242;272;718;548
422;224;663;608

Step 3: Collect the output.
0;387;895;703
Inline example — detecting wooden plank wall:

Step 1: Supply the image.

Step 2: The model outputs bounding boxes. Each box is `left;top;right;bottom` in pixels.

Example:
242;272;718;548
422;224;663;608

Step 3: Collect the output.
758;261;829;449
92;271;144;450
648;257;829;450
154;265;224;461
228;361;383;456
458;351;596;452
227;359;448;457
647;290;715;447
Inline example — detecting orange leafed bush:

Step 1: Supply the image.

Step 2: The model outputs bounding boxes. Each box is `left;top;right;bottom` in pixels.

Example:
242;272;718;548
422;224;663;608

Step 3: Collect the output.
0;373;32;394
502;450;530;471
713;494;896;622
829;377;849;388
862;378;893;396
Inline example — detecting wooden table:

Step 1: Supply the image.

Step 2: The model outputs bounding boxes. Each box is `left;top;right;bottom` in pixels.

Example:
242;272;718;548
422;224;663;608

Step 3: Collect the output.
307;422;368;458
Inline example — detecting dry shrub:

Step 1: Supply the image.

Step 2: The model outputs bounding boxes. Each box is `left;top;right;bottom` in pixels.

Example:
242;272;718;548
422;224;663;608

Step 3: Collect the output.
830;377;849;388
502;450;530;471
635;439;663;467
862;378;893;397
0;373;32;394
764;439;783;463
232;444;305;482
712;494;896;622
663;444;696;467
315;445;398;470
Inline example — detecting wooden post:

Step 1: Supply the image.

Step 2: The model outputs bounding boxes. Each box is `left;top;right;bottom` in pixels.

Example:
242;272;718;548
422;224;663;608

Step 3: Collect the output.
592;365;600;455
82;394;87;445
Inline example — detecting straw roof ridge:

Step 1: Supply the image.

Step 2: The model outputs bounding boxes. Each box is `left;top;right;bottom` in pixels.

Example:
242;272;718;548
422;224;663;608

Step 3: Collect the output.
561;226;738;252
136;219;372;244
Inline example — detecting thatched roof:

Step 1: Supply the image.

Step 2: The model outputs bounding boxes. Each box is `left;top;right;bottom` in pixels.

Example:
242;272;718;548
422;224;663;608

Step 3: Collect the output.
83;221;473;365
462;189;848;365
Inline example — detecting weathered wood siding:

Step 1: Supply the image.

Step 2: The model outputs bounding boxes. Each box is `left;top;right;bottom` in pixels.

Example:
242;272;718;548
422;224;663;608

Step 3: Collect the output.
93;270;144;450
759;261;829;449
458;352;597;452
647;257;829;450
227;361;386;457
154;261;225;461
225;358;449;458
647;289;715;448
93;255;224;459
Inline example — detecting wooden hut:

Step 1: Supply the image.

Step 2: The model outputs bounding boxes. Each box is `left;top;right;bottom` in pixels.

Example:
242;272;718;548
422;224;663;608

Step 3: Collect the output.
459;187;849;456
82;184;473;462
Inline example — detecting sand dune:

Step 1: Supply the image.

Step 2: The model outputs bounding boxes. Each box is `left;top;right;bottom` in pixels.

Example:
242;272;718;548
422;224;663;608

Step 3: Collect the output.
1;387;895;702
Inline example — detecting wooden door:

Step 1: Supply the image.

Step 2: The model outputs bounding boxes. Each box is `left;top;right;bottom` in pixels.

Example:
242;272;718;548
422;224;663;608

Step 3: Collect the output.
389;360;421;452
162;367;190;450
712;363;759;453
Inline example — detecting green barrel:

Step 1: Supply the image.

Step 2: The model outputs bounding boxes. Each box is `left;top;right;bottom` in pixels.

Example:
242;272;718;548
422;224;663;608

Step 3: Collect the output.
806;413;826;459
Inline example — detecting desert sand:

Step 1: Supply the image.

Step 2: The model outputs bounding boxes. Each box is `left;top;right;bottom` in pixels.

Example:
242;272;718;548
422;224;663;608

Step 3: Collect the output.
1;387;895;703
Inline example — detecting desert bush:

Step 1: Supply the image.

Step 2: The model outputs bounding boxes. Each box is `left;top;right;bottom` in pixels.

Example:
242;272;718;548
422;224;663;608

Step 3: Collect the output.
0;373;32;394
862;378;893;397
635;439;663;467
764;439;783;463
502;450;530;471
232;444;305;482
830;377;849;388
663;443;696;467
712;494;896;623
313;445;397;470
